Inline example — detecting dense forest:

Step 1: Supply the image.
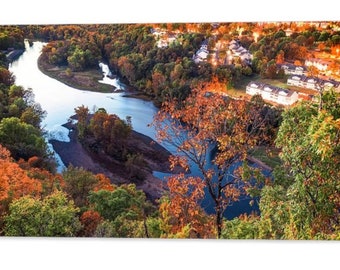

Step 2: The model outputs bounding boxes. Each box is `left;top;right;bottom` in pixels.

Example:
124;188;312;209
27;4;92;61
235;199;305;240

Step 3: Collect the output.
0;23;339;239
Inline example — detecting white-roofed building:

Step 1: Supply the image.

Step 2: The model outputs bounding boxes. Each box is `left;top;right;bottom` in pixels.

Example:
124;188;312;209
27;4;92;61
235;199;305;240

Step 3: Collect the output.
246;81;299;106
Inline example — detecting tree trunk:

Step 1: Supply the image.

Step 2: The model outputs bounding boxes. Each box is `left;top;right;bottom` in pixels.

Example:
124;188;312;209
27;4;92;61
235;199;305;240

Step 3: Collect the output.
143;214;150;238
216;206;223;239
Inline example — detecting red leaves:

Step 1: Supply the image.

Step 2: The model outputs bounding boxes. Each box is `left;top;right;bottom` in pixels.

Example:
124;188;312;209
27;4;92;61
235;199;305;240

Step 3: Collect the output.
79;210;103;237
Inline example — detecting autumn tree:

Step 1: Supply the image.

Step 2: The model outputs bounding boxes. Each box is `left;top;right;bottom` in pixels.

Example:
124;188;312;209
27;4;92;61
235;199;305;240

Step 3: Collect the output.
159;174;215;238
0;144;42;215
25;165;65;197
276;50;285;64
153;80;269;238
79;210;103;237
88;109;131;160
0;67;15;86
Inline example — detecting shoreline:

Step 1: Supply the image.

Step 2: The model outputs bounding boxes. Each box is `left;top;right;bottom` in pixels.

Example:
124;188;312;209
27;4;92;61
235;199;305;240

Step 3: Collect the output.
37;52;170;201
49;118;176;202
37;53;157;105
37;53;155;101
38;54;115;93
38;50;275;186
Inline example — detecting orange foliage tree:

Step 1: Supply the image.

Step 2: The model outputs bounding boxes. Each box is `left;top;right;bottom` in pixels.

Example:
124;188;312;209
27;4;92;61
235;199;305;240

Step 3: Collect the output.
153;80;268;238
159;174;215;238
79;210;103;237
0;145;42;214
94;173;115;192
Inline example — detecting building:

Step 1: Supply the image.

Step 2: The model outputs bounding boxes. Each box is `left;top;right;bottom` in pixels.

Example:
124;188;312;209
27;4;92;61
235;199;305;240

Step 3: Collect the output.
305;58;332;72
278;63;307;75
151;28;178;48
287;74;340;92
193;40;210;64
228;39;252;65
246;81;299;106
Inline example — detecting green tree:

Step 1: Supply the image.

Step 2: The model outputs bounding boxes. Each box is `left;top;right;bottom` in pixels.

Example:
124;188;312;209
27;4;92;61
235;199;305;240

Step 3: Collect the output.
62;165;100;208
67;46;86;71
4;191;81;236
318;31;330;42
74;105;89;139
20;104;46;129
89;184;154;237
221;214;262;239
0;117;47;160
272;91;340;239
331;34;340;45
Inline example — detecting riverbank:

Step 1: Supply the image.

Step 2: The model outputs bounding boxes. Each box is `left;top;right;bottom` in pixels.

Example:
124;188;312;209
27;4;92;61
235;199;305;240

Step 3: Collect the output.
38;54;115;93
37;53;157;103
49;118;177;201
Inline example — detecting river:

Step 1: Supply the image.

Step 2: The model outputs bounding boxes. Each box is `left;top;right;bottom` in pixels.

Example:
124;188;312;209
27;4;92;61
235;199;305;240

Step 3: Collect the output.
9;41;263;219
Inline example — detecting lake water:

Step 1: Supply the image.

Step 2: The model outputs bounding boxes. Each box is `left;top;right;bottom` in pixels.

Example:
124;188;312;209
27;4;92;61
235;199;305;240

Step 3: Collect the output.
9;41;262;219
9;41;167;171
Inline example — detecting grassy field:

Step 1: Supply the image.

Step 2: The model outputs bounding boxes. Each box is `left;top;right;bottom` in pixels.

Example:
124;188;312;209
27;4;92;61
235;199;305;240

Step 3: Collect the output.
226;74;289;99
227;73;318;99
226;74;260;98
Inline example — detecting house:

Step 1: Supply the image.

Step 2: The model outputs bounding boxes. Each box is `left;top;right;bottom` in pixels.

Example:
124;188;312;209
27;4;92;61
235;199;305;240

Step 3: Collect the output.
285;28;293;37
193;47;209;63
229;40;238;47
305;58;331;72
278;63;307;75
233;46;248;56
239;51;252;62
156;40;168;48
152;28;178;48
246;81;299;106
287;75;306;87
228;39;252;65
287;75;322;90
287;74;340;92
323;79;340;91
151;28;166;37
196;48;209;59
193;40;210;64
229;43;238;50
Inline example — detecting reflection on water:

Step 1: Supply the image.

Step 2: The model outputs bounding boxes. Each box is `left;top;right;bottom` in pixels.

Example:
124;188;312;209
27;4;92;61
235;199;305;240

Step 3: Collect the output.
9;41;267;219
9;41;158;138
